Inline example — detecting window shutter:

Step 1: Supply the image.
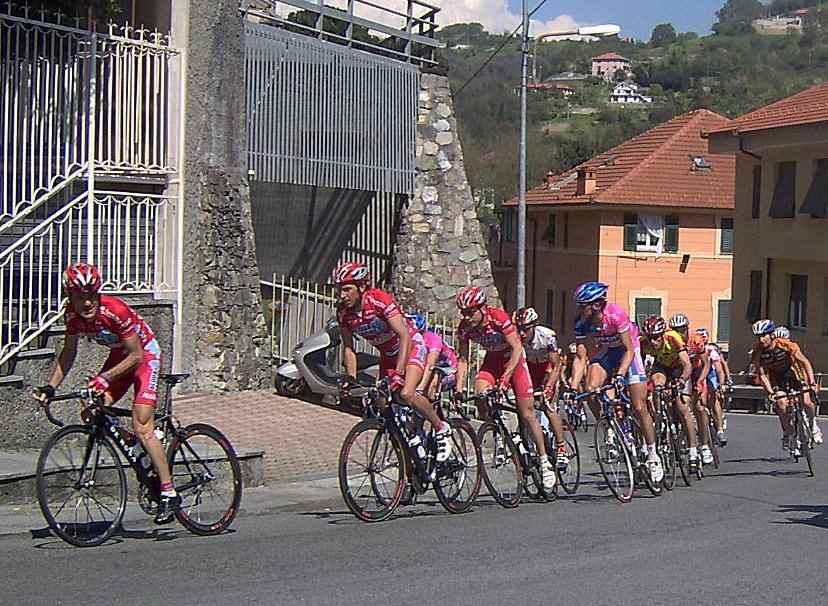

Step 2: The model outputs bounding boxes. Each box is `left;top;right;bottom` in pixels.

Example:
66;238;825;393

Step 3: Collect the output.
747;270;762;322
717;300;731;342
799;159;828;218
623;213;637;251
664;215;679;253
720;218;734;255
751;165;762;219
769;161;796;218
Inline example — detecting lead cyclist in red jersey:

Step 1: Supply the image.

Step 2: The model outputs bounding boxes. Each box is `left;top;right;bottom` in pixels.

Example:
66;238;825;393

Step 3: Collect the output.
333;262;452;462
33;263;179;524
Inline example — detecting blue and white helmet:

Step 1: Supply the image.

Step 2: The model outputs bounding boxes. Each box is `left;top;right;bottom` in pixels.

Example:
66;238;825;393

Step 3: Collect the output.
573;281;608;306
752;319;776;336
773;325;790;339
406;313;427;333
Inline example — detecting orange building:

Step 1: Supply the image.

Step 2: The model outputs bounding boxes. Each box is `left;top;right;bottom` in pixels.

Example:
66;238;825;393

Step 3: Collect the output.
492;109;736;347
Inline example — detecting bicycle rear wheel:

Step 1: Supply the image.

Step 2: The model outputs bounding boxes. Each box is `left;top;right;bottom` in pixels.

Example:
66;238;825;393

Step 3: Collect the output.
168;423;242;535
674;423;693;487
339;419;405;521
656;411;677;491
594;419;634;503
797;410;815;477
36;425;127;547
478;422;523;508
433;419;482;513
556;424;581;495
707;416;721;470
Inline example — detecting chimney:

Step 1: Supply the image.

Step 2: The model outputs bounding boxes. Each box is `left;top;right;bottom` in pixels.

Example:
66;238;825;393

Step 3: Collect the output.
576;168;596;196
546;171;555;189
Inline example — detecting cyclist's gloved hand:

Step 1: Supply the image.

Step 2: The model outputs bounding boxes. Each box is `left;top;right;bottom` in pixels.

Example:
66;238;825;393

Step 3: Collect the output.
387;370;405;393
338;375;358;398
33;385;55;403
497;374;512;392
88;375;110;395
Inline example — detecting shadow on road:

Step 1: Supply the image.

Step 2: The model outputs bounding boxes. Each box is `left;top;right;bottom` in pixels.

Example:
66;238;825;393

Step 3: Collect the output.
713;469;809;479
724;457;789;465
775;504;828;530
30;524;235;548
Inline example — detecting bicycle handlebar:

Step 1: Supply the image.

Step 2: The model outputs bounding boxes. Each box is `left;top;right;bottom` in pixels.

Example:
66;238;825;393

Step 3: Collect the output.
37;389;102;428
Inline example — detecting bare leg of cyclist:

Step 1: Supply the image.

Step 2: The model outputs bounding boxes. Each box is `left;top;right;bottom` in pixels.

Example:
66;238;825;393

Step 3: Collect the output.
543;407;566;448
399;365;446;432
629;382;657;447
774;396;793;433
708;389;724;433
129;398;173;486
694;396;711;445
584;363;607;421
473;378;493;419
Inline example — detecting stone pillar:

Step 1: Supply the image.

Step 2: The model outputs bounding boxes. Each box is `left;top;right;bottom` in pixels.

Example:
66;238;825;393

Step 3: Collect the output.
391;73;500;315
181;0;268;391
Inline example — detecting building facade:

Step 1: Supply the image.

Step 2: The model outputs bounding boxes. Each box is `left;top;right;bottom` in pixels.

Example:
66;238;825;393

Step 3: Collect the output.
591;52;631;81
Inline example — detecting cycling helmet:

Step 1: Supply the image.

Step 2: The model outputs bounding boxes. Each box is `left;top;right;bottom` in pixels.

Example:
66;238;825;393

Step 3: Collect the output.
455;286;486;310
62;262;102;294
332;261;369;286
512;306;539;328
406;313;427;333
573;281;608;306
773;326;790;340
695;327;710;343
568;342;577;355
669;313;689;329
752;319;776;336
642;315;667;337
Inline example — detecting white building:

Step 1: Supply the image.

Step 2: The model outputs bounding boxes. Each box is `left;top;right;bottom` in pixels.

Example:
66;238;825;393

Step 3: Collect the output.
609;82;652;104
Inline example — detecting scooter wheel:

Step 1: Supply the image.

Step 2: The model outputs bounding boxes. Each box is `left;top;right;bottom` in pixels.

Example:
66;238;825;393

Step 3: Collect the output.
275;375;308;397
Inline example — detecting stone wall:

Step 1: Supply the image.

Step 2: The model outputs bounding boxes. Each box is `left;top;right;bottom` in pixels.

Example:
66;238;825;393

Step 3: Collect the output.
181;0;268;392
391;73;500;315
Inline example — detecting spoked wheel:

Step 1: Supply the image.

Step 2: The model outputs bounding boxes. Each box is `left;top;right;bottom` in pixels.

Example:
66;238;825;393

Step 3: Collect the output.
655;413;677;491
674;424;693;487
797;411;815;477
167;423;242;535
521;426;556;502
36;426;127;547
631;422;662;497
339;419;405;522
707;416;721;470
556;424;581;495
594;419;634;503
478;422;523;508
433;419;482;513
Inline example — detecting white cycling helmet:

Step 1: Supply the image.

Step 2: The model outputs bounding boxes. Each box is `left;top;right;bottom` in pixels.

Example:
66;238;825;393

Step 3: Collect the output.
669;313;689;329
752;319;776;336
773;325;790;340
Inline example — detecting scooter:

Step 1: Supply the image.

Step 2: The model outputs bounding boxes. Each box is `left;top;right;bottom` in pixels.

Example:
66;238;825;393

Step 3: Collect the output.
275;317;379;399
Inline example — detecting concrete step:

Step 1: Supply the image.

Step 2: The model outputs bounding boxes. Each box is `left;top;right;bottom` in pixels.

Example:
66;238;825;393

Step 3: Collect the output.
15;348;55;361
0;375;23;386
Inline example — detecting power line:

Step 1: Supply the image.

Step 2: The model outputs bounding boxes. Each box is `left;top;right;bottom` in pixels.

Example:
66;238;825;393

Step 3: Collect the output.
453;0;552;98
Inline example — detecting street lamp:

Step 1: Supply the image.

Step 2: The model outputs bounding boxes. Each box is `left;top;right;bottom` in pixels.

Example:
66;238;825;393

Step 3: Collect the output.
516;19;620;308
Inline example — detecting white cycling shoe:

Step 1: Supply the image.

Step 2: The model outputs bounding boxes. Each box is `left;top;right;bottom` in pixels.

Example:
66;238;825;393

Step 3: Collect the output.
540;459;557;491
812;423;823;446
435;424;453;463
700;445;714;465
647;458;664;484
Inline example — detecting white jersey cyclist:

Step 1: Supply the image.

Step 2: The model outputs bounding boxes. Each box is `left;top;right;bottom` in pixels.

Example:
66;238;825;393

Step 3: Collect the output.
522;325;560;364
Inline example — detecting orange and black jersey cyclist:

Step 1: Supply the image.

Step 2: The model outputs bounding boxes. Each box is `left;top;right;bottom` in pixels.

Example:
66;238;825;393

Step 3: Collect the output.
751;337;808;390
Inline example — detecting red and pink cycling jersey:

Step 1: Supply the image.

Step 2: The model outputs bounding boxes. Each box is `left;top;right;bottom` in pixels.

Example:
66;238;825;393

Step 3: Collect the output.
458;307;516;353
336;288;416;357
574;303;640;350
423;330;458;368
65;295;161;406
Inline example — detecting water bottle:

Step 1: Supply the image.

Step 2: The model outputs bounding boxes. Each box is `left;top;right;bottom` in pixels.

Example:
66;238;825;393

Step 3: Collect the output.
511;432;528;456
408;431;427;461
130;442;152;470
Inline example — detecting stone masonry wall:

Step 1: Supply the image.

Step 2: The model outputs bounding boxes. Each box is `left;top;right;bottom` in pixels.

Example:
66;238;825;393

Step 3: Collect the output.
181;0;268;392
391;73;500;315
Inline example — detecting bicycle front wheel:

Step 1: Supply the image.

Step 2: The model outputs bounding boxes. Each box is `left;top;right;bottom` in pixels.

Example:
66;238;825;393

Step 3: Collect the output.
707;416;721;470
478;422;523;508
797;410;815;477
556;424;581;495
168;423;242;535
339;419;405;522
594;419;634;503
433;419;482;514
36;425;127;547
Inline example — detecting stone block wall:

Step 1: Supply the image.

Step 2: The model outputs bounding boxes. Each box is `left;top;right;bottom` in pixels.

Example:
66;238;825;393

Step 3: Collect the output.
391;73;500;316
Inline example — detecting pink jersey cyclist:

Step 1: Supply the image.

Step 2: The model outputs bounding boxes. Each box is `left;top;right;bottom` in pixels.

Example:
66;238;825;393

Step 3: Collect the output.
336;288;426;376
423;330;458;370
459;306;533;399
574;302;646;384
65;294;161;406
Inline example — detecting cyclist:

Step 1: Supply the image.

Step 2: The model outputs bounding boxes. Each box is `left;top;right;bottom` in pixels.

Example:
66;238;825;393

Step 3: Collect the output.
567;282;664;483
333;262;452;462
639;316;702;471
750;319;823;449
454;287;556;491
407;313;458;401
32;263;179;524
668;314;714;466
512;307;569;470
696;328;728;446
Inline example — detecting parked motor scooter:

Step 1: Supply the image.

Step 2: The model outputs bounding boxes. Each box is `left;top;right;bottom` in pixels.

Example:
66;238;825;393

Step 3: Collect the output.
275;317;379;399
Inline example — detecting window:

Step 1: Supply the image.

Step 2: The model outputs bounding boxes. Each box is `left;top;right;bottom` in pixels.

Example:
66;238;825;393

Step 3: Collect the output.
752;165;762;219
634;297;662;326
720;218;734;255
747;270;763;322
717;299;731;343
562;213;569;248
799;158;828;218
769;161;796;218
665;215;679;253
624;213;668;253
544;213;556;245
789;274;808;329
503;208;516;242
546;289;555;324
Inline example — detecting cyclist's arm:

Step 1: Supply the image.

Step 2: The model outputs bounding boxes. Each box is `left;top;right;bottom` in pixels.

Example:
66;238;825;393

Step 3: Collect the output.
455;338;470;394
615;329;635;377
99;334;144;383
570;342;588;390
721;356;733;383
546;350;562;392
46;334;80;390
387;314;411;376
678;350;692;382
714;358;725;384
417;350;440;391
793;349;817;386
341;325;358;378
756;365;775;397
501;330;524;380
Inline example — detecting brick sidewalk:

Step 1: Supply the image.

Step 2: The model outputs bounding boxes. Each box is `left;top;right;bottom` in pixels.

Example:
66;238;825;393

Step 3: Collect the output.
173;391;359;482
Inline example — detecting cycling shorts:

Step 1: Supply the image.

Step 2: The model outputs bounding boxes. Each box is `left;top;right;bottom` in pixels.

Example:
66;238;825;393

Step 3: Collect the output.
706;367;720;390
101;339;162;407
476;351;534;400
379;332;427;377
650;363;692;397
591;346;647;386
690;367;709;397
769;368;802;393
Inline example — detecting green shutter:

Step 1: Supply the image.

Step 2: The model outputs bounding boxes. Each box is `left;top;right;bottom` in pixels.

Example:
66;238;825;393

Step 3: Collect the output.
665;215;679;253
717;299;731;342
720;218;734;254
623;213;637;251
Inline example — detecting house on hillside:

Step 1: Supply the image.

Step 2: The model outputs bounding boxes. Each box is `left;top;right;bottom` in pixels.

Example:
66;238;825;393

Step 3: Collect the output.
752;15;804;35
707;80;828;371
491;109;736;346
527;82;575;97
609;82;651;104
591;52;631;82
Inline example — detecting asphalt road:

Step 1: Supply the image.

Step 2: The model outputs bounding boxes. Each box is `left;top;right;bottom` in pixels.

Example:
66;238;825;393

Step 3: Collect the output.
1;413;826;606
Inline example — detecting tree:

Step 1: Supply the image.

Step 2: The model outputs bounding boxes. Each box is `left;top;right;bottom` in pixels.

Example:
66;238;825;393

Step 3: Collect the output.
614;68;628;82
713;0;765;35
650;23;677;48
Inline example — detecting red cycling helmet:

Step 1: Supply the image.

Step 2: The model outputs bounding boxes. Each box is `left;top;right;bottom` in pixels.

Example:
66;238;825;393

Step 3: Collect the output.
62;262;102;294
642;315;667;337
332;262;369;286
455;286;486;311
512;307;539;328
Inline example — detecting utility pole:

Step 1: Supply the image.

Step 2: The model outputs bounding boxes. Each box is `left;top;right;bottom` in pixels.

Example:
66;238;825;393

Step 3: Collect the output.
516;0;529;308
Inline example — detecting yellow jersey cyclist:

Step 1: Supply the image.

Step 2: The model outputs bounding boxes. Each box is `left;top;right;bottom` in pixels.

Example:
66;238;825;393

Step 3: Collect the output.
750;319;823;450
639;316;702;471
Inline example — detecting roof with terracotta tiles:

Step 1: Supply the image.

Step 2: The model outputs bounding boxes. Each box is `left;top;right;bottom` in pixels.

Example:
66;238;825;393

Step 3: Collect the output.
592;52;629;61
707;80;828;136
506;109;735;209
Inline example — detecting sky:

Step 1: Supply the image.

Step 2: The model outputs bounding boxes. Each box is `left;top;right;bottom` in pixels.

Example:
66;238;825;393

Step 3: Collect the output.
433;0;728;41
